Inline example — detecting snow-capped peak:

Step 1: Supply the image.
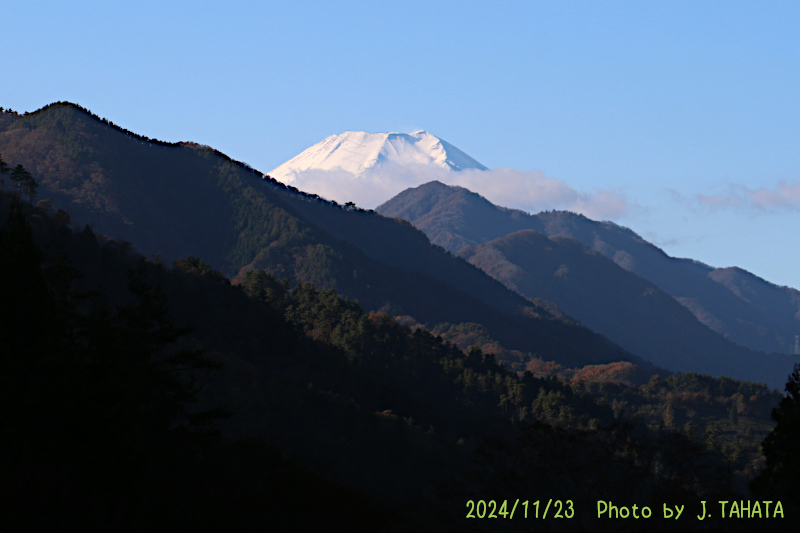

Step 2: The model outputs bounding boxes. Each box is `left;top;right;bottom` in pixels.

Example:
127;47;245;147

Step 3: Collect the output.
267;130;487;183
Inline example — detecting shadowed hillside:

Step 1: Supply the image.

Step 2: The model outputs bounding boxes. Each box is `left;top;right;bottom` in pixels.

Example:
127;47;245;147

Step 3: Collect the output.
458;229;794;386
2;189;789;531
3;108;797;529
379;181;800;357
0;102;649;372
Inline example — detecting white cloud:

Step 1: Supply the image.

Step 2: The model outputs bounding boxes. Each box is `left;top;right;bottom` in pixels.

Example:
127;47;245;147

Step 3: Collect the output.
281;164;631;219
280;167;410;209
697;181;800;212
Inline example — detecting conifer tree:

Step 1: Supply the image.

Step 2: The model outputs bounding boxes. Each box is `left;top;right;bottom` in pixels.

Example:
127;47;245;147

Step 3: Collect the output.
0;153;9;187
751;363;800;502
24;174;38;203
9;164;33;200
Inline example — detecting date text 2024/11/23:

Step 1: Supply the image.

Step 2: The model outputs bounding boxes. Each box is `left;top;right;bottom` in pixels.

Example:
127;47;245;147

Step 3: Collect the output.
466;499;574;519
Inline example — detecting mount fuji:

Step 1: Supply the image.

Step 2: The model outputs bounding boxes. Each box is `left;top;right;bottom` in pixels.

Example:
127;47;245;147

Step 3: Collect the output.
265;130;627;218
267;130;488;183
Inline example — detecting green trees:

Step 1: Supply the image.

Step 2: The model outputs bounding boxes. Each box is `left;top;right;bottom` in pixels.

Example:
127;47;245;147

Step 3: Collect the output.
3;187;780;530
0;199;217;437
751;363;800;504
0;194;407;530
0;153;9;184
0;155;36;202
0;196;223;529
9;164;30;195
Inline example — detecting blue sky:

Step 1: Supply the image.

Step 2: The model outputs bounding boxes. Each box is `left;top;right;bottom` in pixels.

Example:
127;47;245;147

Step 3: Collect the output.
5;1;800;287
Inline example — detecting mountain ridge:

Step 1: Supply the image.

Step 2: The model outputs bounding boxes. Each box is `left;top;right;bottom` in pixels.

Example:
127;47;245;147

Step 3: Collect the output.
378;181;800;357
377;181;800;386
458;228;790;381
0;102;648;373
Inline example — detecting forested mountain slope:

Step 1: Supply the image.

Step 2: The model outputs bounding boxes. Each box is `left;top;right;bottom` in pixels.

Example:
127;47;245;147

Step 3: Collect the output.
379;181;800;356
459;229;793;386
0;102;644;371
2;190;789;530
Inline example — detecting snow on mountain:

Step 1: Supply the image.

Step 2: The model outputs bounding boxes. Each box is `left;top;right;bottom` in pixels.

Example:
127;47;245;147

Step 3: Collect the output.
267;130;488;183
263;129;628;218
